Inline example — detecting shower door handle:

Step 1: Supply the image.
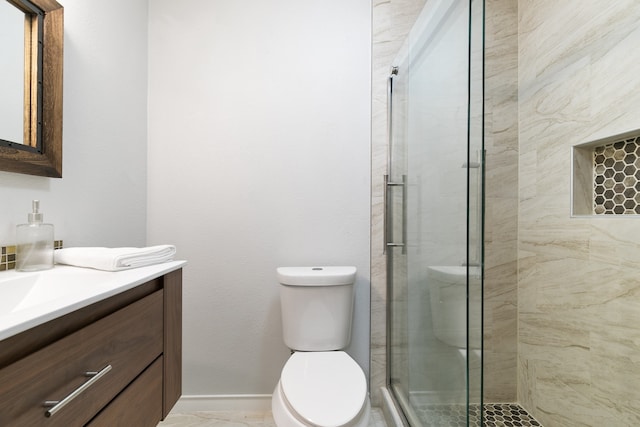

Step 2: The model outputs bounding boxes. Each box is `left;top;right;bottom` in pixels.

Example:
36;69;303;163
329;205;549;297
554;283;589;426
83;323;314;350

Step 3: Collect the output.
384;174;407;254
384;67;406;254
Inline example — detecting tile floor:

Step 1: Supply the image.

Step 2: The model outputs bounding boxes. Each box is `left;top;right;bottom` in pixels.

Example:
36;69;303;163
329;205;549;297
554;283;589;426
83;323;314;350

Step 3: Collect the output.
158;408;386;427
158;404;542;426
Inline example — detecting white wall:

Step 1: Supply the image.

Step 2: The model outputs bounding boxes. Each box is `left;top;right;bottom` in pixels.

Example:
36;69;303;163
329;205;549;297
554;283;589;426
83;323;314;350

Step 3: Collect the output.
0;0;371;401
0;0;148;248
147;0;372;396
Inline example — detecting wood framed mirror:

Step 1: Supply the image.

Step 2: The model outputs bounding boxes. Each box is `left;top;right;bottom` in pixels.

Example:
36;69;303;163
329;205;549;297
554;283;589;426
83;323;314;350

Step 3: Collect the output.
0;0;63;178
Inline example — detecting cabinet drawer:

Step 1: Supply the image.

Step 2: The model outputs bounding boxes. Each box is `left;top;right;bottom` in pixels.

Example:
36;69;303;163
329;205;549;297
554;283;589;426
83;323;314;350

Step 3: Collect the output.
87;356;163;427
0;290;164;427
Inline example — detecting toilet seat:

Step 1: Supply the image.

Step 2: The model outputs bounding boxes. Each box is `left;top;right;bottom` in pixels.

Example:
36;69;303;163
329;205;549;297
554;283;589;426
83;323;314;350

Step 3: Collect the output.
279;351;367;427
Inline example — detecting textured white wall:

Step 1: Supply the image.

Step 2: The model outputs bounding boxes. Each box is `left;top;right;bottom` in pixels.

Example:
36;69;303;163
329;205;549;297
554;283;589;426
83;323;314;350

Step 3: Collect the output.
147;0;372;396
0;0;148;248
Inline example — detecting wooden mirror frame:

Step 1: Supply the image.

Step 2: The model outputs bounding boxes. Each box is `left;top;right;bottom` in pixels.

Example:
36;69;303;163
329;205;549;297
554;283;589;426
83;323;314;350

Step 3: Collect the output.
0;0;63;178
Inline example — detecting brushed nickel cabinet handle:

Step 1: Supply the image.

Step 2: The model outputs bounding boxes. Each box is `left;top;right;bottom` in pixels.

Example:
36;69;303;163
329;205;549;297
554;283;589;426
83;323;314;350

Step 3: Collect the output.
43;365;112;417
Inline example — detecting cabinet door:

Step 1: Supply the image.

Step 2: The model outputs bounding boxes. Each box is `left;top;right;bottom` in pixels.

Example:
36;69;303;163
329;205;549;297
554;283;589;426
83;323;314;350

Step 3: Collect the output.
163;269;182;417
0;291;163;426
87;357;163;427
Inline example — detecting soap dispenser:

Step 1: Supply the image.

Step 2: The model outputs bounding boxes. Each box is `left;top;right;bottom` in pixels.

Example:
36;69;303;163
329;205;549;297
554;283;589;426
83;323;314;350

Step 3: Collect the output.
16;200;54;272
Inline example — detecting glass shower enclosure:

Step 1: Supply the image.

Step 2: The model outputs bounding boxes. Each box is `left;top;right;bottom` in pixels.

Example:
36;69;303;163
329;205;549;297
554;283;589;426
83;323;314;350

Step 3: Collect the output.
385;0;484;425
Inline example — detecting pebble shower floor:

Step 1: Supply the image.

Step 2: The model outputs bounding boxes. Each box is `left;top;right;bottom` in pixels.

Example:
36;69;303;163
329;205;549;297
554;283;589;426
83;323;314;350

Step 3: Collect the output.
416;403;543;427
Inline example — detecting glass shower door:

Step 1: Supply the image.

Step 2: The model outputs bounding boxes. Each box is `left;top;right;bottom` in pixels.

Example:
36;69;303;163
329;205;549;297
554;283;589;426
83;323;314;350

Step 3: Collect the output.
386;0;484;425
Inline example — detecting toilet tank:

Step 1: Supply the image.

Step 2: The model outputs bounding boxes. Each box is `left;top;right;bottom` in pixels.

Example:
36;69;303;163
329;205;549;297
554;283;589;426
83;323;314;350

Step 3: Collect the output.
277;266;357;351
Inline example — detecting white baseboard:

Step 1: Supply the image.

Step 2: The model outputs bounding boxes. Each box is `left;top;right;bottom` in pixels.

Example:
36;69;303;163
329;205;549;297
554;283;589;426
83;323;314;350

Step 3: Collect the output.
170;394;273;413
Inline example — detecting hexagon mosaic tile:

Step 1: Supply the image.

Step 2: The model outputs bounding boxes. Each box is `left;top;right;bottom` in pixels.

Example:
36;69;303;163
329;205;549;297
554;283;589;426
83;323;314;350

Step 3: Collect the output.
415;403;543;426
593;136;640;214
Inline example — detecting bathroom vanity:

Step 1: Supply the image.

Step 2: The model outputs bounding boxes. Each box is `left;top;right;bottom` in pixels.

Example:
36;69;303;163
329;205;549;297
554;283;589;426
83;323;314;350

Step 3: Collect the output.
0;262;185;426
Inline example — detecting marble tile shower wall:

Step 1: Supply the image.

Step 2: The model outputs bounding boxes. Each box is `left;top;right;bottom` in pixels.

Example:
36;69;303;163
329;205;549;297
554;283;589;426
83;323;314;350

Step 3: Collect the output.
483;0;519;402
518;1;640;425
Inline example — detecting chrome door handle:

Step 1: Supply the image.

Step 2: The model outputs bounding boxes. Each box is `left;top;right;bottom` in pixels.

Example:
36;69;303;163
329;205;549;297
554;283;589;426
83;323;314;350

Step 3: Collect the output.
384;174;407;254
384;66;407;254
43;364;112;417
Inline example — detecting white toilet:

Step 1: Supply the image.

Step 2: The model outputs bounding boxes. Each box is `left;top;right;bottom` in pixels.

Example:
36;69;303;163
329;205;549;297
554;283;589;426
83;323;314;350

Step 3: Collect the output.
272;266;370;427
428;265;482;355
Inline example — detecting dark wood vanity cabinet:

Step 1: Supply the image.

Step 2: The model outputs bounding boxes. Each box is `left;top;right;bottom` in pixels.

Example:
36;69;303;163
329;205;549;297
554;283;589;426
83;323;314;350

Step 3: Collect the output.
0;269;182;426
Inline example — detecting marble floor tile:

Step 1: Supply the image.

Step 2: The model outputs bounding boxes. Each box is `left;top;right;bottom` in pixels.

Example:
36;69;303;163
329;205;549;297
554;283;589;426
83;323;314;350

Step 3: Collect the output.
158;408;387;427
158;411;276;427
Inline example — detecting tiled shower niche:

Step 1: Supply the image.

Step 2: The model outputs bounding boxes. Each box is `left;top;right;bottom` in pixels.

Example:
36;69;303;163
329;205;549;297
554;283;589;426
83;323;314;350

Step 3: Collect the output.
573;131;640;216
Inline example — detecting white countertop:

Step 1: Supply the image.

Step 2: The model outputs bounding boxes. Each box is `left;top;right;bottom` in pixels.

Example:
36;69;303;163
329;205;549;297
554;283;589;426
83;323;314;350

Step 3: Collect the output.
0;260;186;341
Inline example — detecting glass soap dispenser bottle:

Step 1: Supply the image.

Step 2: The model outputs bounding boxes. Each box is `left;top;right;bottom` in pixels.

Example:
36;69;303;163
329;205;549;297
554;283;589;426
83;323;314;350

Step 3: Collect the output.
16;200;54;272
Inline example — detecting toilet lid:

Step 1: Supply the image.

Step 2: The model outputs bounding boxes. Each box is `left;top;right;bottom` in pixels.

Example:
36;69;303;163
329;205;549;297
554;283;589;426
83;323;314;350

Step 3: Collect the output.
281;351;366;427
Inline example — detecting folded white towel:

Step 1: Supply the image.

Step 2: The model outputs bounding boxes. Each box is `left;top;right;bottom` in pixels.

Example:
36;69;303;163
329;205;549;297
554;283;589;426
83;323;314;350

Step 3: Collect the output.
54;245;176;271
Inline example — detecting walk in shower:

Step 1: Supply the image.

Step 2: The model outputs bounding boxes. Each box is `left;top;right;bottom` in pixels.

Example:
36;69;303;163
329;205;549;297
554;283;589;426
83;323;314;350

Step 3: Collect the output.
385;0;484;425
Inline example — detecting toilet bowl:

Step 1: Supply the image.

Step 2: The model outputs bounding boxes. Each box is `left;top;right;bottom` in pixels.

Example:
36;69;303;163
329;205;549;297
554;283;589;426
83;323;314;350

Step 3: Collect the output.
272;351;370;427
273;266;371;427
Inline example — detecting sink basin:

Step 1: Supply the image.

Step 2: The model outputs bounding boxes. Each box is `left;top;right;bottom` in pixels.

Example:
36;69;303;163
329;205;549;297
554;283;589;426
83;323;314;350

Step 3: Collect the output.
0;262;186;342
0;270;105;313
